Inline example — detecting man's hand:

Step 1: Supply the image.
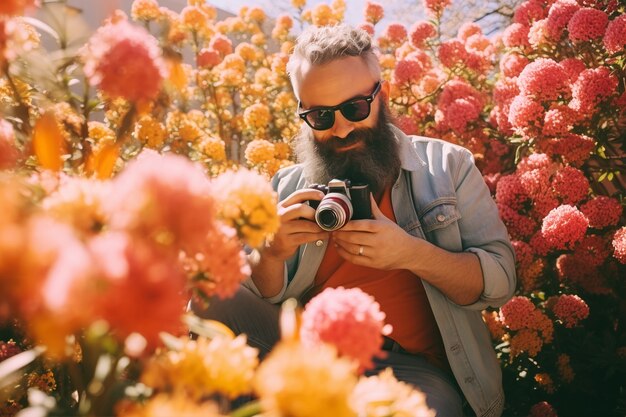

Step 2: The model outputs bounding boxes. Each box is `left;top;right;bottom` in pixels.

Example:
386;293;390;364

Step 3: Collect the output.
332;194;414;270
262;188;330;262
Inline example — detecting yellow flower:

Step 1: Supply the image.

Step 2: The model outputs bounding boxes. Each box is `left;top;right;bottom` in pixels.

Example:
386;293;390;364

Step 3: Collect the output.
350;368;435;417
221;53;246;72
117;392;225;417
245;138;275;165
246;7;266;23
235;42;258;62
142;335;258;400
281;40;295;54
211;168;279;248
273;91;296;112
88;121;115;143
254;67;272;85
219;68;244;87
200;135;226;161
130;0;161;21
292;0;307;8
311;4;335;26
178;119;203;142
379;54;396;70
273;141;291;160
255;341;357;417
244;104;272;131
251;32;267;47
180;5;208;32
134;115;167;149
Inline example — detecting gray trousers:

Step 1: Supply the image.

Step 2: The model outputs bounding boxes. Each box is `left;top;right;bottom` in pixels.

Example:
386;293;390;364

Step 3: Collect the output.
191;286;464;417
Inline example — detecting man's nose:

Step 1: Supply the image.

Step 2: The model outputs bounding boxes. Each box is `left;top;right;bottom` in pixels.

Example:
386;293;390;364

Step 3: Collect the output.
330;111;355;139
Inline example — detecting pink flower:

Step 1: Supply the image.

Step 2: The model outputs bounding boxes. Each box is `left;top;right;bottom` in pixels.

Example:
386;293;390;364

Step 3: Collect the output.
559;57;586;83
197;47;221;67
441;99;481;133
612;227;626;264
383;23;407;44
543;104;576;136
574;234;610;267
187;224;250;300
88;232;188;350
541;204;589;251
546;0;580;39
409;21;436;48
300;287;391;373
496;174;529;210
518;58;570;101
457;22;482;40
358;22;375;36
567;7;608;43
512;240;535;268
107;150;217;254
82;20;166;102
423;0;452;18
542;134;595;166
551;294;589;328
364;1;384;25
0;0;37;16
493;79;520;108
499;296;536;330
570;67;618;113
500;53;529;78
392;58;426;85
209;34;233;56
395;114;419;135
502;23;530;48
437;39;468;69
514;0;547;25
580;196;622;229
438;79;485;109
603;15;626;53
508;95;545;132
529;19;549;46
499;204;538;239
551;166;589;204
0;119;19;170
518;152;554;173
530;401;558;417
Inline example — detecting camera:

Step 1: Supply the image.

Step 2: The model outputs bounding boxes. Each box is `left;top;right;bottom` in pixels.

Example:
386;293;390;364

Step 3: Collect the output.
308;179;372;231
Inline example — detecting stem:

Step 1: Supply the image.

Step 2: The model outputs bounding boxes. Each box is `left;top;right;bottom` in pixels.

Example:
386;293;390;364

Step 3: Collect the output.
3;66;32;136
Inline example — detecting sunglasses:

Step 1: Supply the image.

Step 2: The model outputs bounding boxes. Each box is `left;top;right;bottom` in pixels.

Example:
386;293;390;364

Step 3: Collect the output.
298;81;382;131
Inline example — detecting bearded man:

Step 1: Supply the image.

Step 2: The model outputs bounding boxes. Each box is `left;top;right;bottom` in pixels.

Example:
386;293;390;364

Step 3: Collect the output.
193;24;516;417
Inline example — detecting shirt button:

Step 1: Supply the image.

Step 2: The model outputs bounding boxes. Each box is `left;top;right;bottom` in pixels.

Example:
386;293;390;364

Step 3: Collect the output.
436;214;446;222
315;240;324;247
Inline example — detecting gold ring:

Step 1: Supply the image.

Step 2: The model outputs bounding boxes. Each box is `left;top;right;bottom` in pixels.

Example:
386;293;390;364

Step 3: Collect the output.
358;246;364;256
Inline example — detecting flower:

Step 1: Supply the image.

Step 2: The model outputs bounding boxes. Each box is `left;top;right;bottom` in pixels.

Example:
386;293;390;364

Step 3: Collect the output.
551;294;589;328
350;368;435;417
142;335;258;400
134;115;167;149
551;166;589;204
254;341;357;417
245;139;275;166
383;23;407;45
209;34;233;56
559;57;586;83
541;205;589;251
82;20;167;102
508;95;544;132
580;196;622;229
567;7;608;43
130;0;161;21
301;287;391;373
243;103;272;130
364;1;384;24
393;58;426;85
603;14;626;53
502;23;530;48
500;296;536;330
118;392;225;417
500;53;529;78
211;168;279;248
409;21;436;48
612;227;626;264
529;401;558;417
546;0;580;39
569;67;618;113
517;58;570;101
423;0;452;18
509;328;544;358
542;134;595;166
557;353;575;382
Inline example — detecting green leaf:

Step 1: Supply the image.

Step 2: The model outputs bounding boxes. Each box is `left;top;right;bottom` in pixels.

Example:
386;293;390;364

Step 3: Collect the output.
231;400;262;417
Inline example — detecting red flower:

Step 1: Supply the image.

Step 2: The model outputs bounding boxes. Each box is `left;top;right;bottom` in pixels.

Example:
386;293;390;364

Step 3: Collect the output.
567;7;608;43
603;15;626;53
580;196;623;229
541;204;589;251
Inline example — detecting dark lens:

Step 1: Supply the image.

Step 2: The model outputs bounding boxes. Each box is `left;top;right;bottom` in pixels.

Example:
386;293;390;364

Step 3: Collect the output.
307;109;334;130
317;208;339;229
340;99;370;122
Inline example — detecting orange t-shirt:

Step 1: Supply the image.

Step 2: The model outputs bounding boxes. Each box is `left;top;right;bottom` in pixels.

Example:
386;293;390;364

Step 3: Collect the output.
314;186;447;369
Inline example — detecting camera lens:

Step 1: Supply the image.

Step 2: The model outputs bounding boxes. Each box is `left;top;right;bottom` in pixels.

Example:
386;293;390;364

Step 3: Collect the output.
315;193;353;231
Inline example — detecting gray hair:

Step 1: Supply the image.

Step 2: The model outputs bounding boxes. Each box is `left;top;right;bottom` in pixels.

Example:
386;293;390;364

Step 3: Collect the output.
286;24;381;98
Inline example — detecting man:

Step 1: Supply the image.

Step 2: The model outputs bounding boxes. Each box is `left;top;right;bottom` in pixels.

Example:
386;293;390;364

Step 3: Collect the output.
194;24;516;417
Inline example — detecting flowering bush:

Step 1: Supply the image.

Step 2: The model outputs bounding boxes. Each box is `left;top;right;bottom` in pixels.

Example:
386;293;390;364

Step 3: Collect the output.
1;0;624;416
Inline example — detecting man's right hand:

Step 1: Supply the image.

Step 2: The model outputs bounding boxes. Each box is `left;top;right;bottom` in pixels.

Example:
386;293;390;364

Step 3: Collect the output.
262;188;330;261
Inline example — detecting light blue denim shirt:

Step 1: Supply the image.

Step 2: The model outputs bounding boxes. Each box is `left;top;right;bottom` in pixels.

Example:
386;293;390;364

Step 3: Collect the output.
245;125;516;417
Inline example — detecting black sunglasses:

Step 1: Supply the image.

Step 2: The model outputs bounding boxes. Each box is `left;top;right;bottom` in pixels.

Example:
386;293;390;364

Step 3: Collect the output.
298;81;382;131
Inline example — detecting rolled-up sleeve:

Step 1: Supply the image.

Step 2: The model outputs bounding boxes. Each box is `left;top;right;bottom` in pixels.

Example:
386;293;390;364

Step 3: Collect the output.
454;149;516;310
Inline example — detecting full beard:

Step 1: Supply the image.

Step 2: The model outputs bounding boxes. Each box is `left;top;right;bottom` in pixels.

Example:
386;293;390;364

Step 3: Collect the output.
294;104;402;196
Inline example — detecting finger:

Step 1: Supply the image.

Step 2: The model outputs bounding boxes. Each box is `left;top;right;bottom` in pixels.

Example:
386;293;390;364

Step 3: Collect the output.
369;194;387;220
280;189;326;208
332;230;373;246
288;232;330;246
280;203;318;222
280;219;327;234
335;243;369;265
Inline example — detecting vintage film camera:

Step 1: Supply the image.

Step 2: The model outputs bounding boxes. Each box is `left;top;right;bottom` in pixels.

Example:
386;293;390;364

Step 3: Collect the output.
308;179;372;231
